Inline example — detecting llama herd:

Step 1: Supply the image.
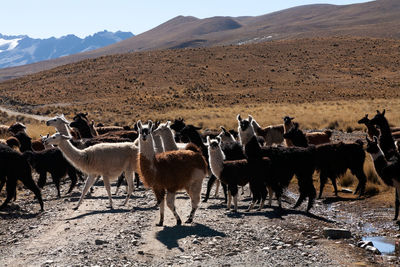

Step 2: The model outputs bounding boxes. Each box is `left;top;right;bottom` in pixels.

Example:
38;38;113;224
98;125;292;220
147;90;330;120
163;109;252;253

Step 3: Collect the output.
1;109;400;226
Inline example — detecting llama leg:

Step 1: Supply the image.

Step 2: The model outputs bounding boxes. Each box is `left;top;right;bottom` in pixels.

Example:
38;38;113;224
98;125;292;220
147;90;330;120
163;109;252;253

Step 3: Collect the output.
393;180;400;220
227;190;232;210
157;198;165;226
74;174;96;210
37;172;47;188
247;183;257;212
267;186;273;206
18;173;44;211
122;172;134;206
135;173;140;188
66;167;77;194
154;188;165;226
352;168;367;197
186;180;202;224
203;175;216;202
329;177;338;196
222;182;228;204
214;179;220;197
166;191;181;225
51;173;61;199
102;176;113;209
0;177;17;210
318;172;328;199
114;172;125;195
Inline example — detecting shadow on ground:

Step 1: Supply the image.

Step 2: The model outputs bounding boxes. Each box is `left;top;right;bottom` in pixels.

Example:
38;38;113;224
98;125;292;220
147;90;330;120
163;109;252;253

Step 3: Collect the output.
155;223;226;251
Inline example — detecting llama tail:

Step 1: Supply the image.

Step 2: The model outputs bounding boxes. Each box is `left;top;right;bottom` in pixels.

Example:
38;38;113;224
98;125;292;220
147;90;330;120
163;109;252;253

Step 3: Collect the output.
184;143;202;153
324;130;332;138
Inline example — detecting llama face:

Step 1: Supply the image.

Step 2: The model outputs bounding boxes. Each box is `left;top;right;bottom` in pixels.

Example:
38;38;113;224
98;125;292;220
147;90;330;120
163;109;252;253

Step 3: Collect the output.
283;116;294;126
217;127;235;144
8;122;26;134
237;115;255;146
369;110;386;128
152;122;169;137
366;137;380;154
357;114;369;125
170;118;186;132
43;133;70;146
283;125;300;140
46;115;69;127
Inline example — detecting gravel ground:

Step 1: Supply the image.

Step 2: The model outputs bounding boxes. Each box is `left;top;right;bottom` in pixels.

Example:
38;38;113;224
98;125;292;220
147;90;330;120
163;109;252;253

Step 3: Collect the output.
1;131;399;266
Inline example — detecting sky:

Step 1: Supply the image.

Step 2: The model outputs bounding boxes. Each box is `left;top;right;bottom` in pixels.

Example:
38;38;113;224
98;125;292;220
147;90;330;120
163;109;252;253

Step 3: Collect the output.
1;0;372;39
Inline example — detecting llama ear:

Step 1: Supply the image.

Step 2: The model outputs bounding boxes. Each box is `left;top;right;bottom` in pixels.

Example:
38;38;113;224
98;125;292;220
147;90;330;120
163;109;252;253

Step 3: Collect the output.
376;110;380;114
46;133;49;138
382;109;385;116
220;126;227;133
237;114;242;122
166;121;171;127
290;117;295;120
294;122;299;129
248;115;253;123
137;120;143;131
365;114;368;118
216;136;221;144
194;126;202;130
373;136;378;143
148;120;153;132
206;136;210;145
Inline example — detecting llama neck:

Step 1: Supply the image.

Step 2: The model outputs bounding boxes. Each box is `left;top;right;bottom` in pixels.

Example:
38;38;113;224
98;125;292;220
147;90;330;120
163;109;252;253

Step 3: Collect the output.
139;137;156;163
244;135;263;159
365;123;379;138
239;127;255;147
187;131;205;150
291;132;309;147
57;123;72;137
208;146;225;179
160;129;178;151
58;140;88;172
152;135;164;153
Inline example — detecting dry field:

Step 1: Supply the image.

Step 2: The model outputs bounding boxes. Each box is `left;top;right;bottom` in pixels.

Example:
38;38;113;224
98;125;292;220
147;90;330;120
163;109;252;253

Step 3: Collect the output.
0;37;399;130
1;37;400;266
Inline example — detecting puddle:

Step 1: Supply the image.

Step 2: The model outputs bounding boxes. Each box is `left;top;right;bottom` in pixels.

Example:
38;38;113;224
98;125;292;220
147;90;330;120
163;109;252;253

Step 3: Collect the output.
362;236;399;255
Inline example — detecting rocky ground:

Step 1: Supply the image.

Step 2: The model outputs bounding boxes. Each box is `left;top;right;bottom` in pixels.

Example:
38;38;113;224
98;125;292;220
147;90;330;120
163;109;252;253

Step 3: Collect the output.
0;161;399;267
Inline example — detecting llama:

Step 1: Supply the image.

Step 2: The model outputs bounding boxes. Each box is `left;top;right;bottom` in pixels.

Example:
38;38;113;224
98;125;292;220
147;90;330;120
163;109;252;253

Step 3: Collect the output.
137;121;207;226
369;109;398;160
283;116;295;147
0;144;44;211
251;117;284;146
7;122;27;135
238;114;317;211
366;136;400;220
43;133;137;210
180;125;228;203
13;132;45;152
207;137;277;212
358;114;380;140
305;130;332;145
217;126;248;196
22;148;78;198
0;137;20;150
283;122;367;198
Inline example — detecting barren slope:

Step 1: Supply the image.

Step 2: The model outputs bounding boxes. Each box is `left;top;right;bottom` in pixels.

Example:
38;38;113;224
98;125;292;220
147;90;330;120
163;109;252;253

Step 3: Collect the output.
1;0;400;81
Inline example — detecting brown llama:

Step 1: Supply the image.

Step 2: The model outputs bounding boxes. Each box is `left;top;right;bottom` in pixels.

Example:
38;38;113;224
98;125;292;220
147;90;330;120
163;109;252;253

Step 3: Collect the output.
137;121;207;226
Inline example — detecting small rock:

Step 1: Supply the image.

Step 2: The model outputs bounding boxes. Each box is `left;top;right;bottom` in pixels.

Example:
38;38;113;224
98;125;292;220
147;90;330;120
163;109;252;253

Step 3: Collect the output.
95;239;109;245
261;247;270;251
225;252;237;256
192;239;200;245
138;250;144;255
323;228;351;239
341;188;353;194
365;245;381;255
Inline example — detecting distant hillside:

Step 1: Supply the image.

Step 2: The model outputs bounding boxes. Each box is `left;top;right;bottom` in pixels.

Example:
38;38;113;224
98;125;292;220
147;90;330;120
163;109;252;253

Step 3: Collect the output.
1;0;400;81
0;30;133;69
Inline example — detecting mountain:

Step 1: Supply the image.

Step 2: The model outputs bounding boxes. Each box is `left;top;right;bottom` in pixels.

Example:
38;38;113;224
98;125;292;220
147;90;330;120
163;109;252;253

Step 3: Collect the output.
0;30;134;69
1;0;400;81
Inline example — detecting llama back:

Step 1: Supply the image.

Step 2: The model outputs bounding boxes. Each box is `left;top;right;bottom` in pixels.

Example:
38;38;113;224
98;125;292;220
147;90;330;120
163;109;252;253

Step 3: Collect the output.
138;150;207;191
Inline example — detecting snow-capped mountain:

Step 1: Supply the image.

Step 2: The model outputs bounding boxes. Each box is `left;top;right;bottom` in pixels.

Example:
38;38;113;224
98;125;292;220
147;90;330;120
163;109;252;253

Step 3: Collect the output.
0;30;134;69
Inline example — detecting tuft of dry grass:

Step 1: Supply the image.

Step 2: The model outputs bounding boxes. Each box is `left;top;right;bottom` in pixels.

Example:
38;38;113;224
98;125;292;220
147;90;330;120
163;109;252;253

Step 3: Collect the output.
340;172;356;187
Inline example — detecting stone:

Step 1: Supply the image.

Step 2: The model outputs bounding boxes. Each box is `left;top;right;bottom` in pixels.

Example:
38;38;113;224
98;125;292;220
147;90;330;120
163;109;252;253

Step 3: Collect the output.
323;228;351;239
365;245;381;255
95;239;109;245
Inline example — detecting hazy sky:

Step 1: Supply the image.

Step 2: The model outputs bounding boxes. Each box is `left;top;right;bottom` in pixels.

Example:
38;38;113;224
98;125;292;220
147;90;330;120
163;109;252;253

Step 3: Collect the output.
1;0;372;38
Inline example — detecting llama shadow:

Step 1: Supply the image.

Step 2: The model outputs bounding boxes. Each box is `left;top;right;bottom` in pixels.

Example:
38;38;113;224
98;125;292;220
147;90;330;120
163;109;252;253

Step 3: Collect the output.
66;208;131;220
243;207;284;220
279;208;336;223
0;209;42;220
155;223;226;250
203;202;227;210
322;196;364;205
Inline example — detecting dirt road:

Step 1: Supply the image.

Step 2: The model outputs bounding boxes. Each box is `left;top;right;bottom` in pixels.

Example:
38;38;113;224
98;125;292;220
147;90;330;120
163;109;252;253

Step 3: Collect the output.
1;175;399;266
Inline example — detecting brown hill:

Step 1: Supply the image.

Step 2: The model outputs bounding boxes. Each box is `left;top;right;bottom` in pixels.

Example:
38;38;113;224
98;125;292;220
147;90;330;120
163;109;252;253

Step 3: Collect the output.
1;37;400;127
1;0;400;81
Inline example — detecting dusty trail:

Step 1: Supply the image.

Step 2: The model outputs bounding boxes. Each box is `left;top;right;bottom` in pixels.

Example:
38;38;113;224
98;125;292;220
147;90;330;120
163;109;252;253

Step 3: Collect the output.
0;175;399;266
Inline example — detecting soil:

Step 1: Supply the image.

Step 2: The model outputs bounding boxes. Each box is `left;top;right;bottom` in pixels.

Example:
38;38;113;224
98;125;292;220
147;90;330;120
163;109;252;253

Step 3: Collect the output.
1;134;399;267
